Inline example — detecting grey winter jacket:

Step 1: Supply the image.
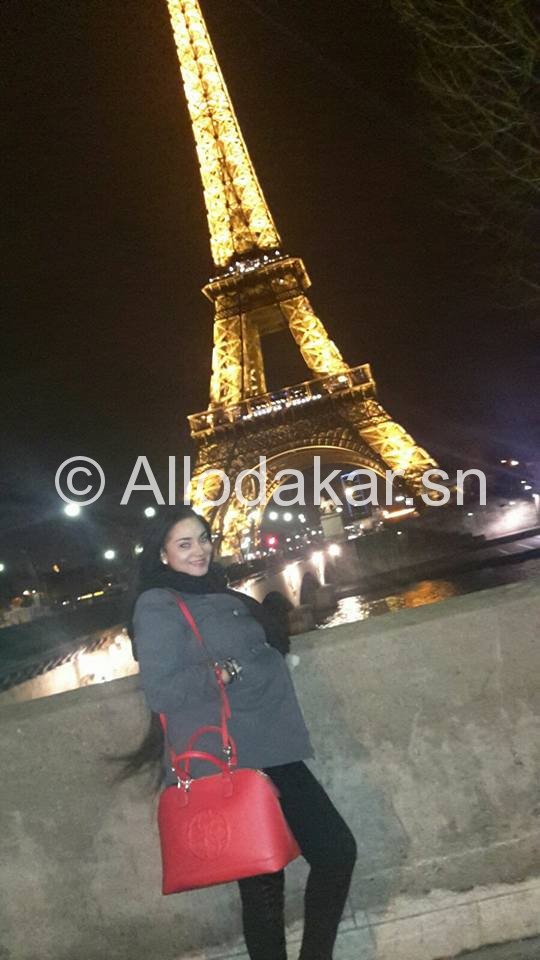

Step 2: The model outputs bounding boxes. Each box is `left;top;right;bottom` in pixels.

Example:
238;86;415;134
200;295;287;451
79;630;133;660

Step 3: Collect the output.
133;588;314;785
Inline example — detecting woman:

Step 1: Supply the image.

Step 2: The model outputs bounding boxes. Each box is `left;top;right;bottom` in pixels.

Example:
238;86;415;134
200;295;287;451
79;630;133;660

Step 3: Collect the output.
129;505;356;960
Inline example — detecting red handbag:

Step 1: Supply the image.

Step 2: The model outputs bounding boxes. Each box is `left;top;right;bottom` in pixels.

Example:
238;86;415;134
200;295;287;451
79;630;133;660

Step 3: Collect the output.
157;595;300;894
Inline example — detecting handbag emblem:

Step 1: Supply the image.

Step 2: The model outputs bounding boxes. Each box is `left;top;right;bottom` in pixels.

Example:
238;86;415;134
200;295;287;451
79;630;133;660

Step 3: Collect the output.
186;808;230;860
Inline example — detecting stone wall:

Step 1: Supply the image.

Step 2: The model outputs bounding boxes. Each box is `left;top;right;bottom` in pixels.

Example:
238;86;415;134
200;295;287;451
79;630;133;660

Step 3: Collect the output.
1;579;539;960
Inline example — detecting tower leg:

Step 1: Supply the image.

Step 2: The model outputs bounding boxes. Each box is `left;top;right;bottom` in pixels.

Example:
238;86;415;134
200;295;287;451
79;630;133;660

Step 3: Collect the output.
279;294;348;378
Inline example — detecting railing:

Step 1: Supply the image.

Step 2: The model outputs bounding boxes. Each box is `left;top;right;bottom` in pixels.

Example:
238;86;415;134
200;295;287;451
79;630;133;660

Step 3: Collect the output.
188;364;374;435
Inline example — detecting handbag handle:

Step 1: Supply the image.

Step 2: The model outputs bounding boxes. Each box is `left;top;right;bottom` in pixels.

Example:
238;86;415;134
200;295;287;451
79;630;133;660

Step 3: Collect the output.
159;594;235;776
172;749;232;780
185;724;238;765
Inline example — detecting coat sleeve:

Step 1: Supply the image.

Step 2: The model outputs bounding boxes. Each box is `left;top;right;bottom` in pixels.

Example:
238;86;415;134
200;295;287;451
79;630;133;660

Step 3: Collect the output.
133;589;218;714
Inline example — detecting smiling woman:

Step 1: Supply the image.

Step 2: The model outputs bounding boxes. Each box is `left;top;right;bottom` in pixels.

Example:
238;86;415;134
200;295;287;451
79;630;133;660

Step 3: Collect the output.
159;515;213;576
118;504;356;960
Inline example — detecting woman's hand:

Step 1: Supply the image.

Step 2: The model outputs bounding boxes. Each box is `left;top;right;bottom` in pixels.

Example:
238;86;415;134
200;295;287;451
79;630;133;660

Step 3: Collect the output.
217;659;242;684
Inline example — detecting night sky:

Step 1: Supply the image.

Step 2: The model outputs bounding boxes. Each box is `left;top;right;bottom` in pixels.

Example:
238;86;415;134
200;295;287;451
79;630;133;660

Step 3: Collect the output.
3;0;539;537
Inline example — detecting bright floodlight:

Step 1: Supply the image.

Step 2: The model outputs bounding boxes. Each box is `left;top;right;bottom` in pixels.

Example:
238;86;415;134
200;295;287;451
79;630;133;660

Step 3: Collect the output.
104;549;116;560
64;503;81;518
144;506;156;518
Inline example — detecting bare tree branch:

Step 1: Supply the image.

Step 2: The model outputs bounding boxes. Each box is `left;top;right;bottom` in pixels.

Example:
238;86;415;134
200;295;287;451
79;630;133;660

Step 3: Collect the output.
391;0;539;302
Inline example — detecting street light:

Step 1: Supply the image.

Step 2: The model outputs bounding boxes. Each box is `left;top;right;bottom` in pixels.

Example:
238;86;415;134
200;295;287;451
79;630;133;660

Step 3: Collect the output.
103;549;116;561
64;503;81;518
144;506;156;518
134;544;144;555
0;563;5;573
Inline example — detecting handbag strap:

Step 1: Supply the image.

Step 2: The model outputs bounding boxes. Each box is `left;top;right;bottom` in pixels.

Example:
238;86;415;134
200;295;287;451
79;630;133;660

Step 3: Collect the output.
171;749;232;779
159;593;234;771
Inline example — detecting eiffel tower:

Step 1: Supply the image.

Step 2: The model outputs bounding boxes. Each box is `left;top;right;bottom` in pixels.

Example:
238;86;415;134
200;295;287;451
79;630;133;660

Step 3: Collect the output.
166;0;437;555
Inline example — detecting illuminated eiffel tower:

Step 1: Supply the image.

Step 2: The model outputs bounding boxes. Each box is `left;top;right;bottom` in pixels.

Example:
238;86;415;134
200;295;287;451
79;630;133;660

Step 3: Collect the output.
166;0;437;555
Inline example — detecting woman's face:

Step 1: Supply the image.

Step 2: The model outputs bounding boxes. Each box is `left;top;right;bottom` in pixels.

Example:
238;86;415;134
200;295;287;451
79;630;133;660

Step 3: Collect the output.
160;517;212;576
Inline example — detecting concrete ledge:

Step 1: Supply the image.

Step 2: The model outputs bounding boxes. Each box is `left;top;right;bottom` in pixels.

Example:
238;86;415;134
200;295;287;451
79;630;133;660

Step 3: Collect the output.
191;877;540;960
1;578;539;959
368;876;540;960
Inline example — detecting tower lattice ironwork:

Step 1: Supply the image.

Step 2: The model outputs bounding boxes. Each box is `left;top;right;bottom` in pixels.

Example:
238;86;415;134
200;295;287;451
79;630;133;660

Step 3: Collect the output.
166;0;438;555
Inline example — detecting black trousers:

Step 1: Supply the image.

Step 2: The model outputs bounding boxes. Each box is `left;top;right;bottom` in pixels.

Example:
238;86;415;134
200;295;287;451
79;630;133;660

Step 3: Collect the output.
237;762;357;960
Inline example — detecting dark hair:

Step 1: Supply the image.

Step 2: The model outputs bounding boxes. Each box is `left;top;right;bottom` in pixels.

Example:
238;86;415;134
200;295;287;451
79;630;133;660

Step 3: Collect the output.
113;506;212;789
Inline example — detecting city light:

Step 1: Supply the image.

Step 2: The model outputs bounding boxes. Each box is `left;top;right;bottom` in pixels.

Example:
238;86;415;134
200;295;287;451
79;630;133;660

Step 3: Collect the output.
134;544;144;555
283;512;293;522
77;589;106;602
0;563;5;573
64;503;81;518
327;543;341;557
382;507;416;520
103;549;116;560
268;510;279;521
144;506;156;518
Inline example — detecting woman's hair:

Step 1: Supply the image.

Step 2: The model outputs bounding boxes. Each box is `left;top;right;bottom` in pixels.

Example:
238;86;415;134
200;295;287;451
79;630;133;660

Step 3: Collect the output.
113;505;212;789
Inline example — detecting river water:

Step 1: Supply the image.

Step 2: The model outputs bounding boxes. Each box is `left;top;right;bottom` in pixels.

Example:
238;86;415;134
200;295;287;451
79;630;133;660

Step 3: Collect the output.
2;557;539;703
319;558;540;629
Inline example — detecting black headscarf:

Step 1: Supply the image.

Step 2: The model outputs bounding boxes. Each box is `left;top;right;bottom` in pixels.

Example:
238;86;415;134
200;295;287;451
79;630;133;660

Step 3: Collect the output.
139;560;229;595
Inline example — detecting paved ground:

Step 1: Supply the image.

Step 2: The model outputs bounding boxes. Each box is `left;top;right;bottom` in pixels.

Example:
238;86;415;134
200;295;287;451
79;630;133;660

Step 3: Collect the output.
451;936;540;959
199;933;540;960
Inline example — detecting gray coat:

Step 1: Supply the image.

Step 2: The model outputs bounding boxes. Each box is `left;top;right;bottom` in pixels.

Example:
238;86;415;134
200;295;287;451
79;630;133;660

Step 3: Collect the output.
133;588;314;785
